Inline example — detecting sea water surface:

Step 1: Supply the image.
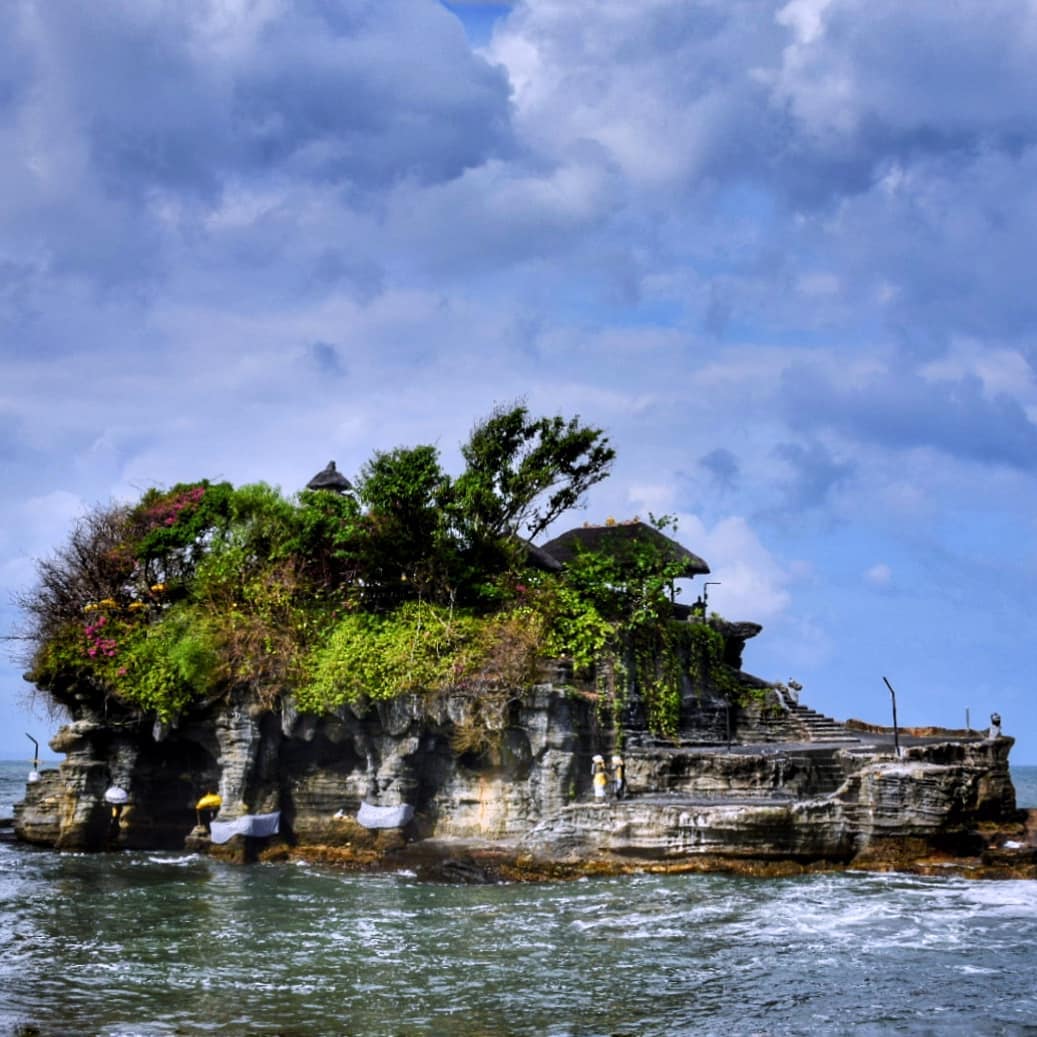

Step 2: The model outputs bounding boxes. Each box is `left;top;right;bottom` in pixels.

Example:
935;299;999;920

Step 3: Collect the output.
2;762;1036;1037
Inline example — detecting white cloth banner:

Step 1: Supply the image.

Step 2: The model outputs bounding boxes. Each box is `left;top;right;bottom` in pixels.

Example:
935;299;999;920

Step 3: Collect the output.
209;811;281;845
357;802;415;829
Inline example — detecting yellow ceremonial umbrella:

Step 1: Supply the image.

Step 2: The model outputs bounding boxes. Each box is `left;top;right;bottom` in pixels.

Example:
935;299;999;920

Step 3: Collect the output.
195;792;222;826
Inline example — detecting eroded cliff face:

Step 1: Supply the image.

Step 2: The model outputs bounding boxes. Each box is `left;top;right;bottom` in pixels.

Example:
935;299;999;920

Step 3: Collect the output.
13;681;1027;877
523;738;1018;865
14;683;603;852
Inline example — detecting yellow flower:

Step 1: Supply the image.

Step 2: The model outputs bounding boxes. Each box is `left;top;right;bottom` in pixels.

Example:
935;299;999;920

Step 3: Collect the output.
150;583;166;593
128;601;145;611
99;598;118;608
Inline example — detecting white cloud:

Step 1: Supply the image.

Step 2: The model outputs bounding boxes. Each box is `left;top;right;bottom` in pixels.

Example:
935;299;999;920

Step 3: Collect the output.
776;0;833;46
864;562;892;587
796;271;840;297
3;1;1037;763
670;513;793;622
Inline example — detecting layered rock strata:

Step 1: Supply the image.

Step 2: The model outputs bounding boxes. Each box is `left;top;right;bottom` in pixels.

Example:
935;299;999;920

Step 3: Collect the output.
13;675;1027;878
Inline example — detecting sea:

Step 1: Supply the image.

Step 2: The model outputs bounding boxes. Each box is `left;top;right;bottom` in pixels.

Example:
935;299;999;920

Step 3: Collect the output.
2;762;1036;1037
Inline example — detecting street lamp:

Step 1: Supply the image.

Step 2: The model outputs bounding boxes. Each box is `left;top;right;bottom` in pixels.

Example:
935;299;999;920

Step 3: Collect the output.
882;676;901;757
25;733;40;783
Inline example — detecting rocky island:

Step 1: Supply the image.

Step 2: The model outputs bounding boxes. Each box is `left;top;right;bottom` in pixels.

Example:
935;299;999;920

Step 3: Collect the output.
10;407;1035;879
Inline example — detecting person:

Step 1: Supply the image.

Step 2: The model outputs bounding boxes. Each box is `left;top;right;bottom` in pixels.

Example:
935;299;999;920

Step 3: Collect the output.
989;712;1002;739
195;792;222;831
611;755;625;799
591;755;608;800
108;803;123;842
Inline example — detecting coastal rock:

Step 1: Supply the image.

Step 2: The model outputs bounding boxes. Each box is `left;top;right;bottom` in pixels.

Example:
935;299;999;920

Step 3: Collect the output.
12;675;1022;877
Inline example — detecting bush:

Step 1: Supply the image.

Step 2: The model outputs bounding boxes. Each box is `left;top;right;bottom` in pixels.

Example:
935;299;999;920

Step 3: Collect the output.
297;601;486;711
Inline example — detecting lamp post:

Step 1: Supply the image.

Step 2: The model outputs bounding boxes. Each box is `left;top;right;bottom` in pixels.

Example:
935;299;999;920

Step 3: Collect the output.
882;676;901;757
703;582;721;610
25;733;40;783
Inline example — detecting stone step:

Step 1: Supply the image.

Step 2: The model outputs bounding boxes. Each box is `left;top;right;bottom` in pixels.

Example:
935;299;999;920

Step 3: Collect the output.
787;703;860;743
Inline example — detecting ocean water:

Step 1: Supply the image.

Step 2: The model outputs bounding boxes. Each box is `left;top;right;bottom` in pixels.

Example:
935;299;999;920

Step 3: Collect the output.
2;762;1036;1037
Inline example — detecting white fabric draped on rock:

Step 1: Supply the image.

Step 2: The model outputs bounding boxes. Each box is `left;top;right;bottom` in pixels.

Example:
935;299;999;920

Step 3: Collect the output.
209;811;281;844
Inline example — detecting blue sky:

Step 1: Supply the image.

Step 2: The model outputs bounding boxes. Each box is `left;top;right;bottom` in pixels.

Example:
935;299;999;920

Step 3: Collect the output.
2;0;1035;764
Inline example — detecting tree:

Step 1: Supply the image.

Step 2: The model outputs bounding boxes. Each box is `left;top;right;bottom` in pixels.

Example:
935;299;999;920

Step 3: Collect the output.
356;444;458;606
127;480;235;590
16;500;136;652
455;403;615;543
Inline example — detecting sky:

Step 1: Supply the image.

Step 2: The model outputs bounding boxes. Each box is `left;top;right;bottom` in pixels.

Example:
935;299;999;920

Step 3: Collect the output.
2;0;1035;764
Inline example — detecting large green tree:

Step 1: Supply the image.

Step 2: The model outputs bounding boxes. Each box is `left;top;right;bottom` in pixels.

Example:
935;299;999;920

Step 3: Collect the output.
455;403;615;542
356;444;458;607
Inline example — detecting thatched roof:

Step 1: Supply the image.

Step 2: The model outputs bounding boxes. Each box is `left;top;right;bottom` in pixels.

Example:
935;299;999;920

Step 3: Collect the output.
306;460;352;494
539;520;710;577
516;538;564;573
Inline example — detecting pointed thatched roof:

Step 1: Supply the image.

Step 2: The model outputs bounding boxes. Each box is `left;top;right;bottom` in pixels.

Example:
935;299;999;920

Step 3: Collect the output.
306;460;353;494
539;520;709;578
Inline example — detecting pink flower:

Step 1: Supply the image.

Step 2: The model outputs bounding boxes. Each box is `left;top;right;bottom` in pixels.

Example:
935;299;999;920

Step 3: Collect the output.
117;667;127;677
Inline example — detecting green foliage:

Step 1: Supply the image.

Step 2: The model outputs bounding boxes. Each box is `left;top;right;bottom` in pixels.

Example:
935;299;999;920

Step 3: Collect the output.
19;408;752;740
26;621;96;698
297;601;485;711
530;516;718;738
130;481;235;588
538;578;614;675
455;403;615;541
117;606;219;722
356;445;459;607
290;488;363;591
192;507;326;705
629;622;686;738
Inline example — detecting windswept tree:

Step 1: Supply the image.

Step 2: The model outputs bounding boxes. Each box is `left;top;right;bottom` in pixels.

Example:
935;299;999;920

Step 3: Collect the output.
455;403;615;543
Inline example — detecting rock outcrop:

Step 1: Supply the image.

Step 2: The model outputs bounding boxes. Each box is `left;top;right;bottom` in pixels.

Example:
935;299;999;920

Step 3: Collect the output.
13;667;1028;878
12;609;1029;877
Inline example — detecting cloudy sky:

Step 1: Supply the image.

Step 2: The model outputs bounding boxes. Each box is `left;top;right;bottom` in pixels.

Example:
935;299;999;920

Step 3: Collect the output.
2;0;1035;764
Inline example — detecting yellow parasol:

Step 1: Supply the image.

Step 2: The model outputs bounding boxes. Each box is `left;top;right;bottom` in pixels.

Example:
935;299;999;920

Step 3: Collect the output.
195;792;222;829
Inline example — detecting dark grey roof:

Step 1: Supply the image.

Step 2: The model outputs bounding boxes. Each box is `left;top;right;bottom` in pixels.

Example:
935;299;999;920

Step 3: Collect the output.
516;538;564;573
306;460;353;493
539;520;710;577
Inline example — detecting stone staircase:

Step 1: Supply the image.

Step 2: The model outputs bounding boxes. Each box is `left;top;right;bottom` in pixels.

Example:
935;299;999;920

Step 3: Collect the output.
786;701;860;744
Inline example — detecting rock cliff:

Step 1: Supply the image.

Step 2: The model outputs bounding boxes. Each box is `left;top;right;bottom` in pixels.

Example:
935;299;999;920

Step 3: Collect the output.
13;664;1030;878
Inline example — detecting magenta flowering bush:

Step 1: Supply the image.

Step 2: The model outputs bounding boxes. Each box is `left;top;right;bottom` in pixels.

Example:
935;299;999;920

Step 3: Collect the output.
141;485;207;529
83;615;118;659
